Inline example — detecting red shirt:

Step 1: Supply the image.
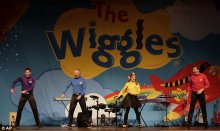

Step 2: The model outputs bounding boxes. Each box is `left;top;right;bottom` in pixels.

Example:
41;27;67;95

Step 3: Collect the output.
188;73;210;92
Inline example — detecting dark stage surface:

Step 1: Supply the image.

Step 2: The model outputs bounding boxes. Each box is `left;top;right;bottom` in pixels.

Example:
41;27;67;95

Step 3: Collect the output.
11;126;220;131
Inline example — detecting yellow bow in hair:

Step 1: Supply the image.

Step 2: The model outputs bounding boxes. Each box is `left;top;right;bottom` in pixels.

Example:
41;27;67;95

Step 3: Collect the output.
128;72;135;79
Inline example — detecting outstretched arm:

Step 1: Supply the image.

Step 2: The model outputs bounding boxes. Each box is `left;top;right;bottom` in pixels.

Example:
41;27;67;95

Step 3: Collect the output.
61;79;72;98
116;83;128;99
10;77;22;94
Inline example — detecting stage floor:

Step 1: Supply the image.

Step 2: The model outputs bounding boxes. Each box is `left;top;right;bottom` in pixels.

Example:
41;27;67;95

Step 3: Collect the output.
12;126;220;131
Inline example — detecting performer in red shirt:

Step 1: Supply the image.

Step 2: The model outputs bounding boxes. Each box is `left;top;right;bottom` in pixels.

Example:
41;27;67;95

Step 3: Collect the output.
187;66;210;127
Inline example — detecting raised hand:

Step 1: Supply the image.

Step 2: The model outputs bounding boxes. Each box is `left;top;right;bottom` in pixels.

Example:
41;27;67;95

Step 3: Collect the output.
21;90;27;94
76;95;81;100
10;88;14;94
61;93;65;99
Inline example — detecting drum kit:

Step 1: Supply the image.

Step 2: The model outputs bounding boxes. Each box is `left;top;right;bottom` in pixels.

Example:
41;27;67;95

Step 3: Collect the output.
87;95;122;126
53;93;123;127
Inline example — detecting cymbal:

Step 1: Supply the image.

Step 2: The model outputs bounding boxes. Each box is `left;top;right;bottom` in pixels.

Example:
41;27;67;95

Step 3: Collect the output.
104;109;113;112
90;95;99;99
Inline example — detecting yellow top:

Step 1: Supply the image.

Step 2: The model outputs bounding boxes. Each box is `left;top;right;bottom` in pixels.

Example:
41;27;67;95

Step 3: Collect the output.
117;81;141;97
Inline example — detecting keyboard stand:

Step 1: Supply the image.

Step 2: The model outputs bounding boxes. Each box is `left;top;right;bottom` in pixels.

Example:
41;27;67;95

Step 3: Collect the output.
132;101;148;127
53;97;77;126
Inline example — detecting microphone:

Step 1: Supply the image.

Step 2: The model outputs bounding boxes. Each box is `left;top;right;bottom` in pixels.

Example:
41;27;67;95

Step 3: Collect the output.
90;95;99;99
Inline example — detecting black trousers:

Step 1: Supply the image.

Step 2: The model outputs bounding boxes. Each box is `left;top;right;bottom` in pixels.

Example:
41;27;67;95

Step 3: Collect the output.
124;107;141;125
187;91;208;124
68;94;90;125
15;93;40;126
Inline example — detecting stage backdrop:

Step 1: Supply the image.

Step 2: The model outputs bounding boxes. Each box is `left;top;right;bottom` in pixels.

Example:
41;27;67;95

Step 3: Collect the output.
0;0;220;126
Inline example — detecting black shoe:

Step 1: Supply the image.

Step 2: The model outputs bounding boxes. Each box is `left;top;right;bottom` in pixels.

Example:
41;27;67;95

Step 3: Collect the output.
63;124;72;128
122;124;128;128
138;124;144;128
203;123;208;128
14;124;20;129
87;118;92;123
186;122;191;128
87;124;92;128
36;124;41;128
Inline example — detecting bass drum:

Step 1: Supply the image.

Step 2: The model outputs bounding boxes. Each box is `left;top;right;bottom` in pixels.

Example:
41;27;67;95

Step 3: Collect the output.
64;93;115;126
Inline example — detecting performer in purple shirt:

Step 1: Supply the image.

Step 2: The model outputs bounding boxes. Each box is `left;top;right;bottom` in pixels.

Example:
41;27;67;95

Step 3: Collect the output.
10;68;41;128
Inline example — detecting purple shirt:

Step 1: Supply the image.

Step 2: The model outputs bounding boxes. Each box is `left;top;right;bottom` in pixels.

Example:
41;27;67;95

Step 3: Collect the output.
11;76;35;92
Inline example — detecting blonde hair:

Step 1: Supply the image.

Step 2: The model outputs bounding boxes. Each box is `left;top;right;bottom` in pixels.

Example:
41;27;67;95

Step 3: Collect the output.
128;72;139;85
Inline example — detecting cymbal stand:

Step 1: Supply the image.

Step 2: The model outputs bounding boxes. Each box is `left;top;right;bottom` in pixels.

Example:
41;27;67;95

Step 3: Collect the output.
95;97;99;126
115;97;122;127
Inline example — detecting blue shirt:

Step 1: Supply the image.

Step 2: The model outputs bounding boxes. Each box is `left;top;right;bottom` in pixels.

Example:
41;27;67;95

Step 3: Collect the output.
63;77;87;96
11;76;35;92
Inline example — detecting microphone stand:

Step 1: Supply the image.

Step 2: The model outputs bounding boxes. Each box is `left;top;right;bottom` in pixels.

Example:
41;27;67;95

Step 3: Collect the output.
95;97;99;126
116;98;118;127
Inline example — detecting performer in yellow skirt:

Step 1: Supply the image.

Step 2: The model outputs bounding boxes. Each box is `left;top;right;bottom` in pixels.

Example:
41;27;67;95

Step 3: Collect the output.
116;72;143;128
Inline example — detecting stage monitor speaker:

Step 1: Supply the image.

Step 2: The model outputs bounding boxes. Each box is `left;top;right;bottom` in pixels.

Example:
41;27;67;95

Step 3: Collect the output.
77;110;92;127
9;112;17;127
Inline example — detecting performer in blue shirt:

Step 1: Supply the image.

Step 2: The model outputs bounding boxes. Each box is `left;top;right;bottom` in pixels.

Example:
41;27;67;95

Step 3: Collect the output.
61;69;91;127
10;68;41;128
